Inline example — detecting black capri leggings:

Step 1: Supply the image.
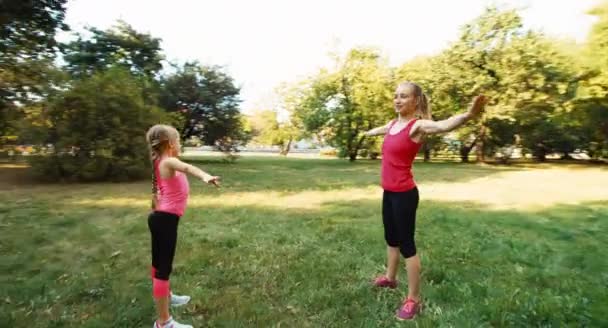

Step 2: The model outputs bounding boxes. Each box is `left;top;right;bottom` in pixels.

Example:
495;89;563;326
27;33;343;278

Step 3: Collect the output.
382;187;419;258
148;211;180;280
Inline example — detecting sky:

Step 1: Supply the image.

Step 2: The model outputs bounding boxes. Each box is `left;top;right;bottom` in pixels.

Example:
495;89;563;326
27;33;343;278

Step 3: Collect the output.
59;0;601;112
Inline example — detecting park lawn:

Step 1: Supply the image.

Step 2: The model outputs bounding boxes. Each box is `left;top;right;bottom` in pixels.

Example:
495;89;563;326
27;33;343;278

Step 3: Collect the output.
1;157;607;327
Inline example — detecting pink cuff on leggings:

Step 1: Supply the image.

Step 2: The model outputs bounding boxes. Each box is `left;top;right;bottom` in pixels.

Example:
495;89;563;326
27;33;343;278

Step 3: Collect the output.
153;278;170;298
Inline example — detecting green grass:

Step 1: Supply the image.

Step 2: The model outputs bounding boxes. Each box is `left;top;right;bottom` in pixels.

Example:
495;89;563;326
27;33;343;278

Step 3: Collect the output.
0;157;606;327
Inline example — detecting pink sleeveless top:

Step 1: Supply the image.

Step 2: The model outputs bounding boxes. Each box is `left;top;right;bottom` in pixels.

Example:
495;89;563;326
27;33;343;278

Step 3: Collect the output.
381;119;422;192
154;158;190;217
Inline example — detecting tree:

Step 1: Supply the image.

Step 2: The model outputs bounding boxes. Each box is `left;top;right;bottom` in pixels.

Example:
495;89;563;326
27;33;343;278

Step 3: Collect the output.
299;47;393;161
29;68;167;182
0;0;69;145
499;33;579;161
573;1;608;159
0;0;68;60
484;117;517;163
159;62;247;153
0;59;68;146
268;82;310;155
433;7;524;162
62;21;164;80
248;109;299;155
430;7;579;162
586;1;608;70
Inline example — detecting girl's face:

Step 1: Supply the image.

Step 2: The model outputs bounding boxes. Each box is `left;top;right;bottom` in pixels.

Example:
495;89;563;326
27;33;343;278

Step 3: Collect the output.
394;84;417;116
168;136;181;157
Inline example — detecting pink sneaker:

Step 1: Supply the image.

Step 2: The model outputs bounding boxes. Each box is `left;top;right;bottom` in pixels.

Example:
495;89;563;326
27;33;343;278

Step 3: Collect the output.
396;298;421;320
373;275;398;289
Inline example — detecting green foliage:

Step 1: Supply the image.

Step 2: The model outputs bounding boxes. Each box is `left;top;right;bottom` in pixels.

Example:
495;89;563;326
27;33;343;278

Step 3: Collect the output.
298;47;393;161
159;62;247;153
63;21;164;79
0;0;68;60
4;2;608;165
248;110;299;155
28;68;167;182
4;12;247;172
394;7;585;162
574;1;608;159
0;0;69;145
587;1;608;70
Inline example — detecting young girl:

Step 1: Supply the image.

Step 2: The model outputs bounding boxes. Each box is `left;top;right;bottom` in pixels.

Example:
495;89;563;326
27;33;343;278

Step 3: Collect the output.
145;124;220;328
365;82;486;320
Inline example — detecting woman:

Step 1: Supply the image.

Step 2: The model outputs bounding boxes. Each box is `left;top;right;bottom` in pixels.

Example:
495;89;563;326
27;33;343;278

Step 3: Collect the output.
365;82;486;320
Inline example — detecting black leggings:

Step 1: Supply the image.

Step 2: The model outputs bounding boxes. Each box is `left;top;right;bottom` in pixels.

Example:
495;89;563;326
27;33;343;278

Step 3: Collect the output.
148;211;180;280
382;187;419;258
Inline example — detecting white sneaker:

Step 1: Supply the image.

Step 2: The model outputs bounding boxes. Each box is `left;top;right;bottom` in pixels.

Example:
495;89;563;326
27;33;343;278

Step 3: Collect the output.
153;316;193;328
170;292;191;307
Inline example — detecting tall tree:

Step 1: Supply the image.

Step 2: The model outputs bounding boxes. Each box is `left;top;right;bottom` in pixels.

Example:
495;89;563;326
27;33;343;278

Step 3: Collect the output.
434;7;524;162
62;21;164;80
248;109;299;155
299;47;393;161
573;1;608;159
159;62;247;151
0;0;69;145
431;7;578;161
505;34;579;161
0;0;68;60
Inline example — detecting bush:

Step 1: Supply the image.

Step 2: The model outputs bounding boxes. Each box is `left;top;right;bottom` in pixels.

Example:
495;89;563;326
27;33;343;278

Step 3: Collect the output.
28;68;167;182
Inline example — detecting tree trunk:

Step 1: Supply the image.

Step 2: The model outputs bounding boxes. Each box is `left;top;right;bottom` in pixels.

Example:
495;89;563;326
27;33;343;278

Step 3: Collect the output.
279;138;292;156
423;143;431;162
475;140;485;162
537;153;546;162
459;137;478;163
348;133;366;162
475;125;486;163
535;147;547;162
460;146;471;163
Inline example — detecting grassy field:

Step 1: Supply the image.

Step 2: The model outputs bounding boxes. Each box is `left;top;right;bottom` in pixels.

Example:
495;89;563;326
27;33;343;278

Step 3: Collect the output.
1;157;607;327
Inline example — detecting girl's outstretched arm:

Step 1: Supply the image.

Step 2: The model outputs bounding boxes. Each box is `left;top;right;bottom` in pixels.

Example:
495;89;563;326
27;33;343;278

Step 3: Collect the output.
364;121;392;137
163;157;220;187
412;95;486;136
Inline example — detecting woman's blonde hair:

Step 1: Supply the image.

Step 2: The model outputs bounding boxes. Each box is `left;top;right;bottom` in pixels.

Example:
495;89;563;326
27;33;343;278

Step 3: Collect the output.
399;81;432;120
145;124;180;208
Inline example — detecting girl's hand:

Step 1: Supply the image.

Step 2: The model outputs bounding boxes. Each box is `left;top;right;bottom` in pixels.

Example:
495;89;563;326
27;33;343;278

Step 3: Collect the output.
203;175;221;188
467;95;488;118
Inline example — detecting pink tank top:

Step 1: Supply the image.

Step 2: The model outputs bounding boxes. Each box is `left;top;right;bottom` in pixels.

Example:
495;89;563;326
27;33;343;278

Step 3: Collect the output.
381;119;422;192
154;158;190;217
